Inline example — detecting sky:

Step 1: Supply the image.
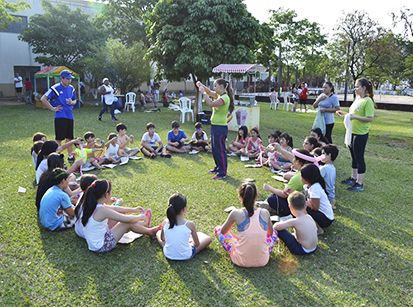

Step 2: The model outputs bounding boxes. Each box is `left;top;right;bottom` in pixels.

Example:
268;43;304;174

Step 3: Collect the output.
244;0;412;37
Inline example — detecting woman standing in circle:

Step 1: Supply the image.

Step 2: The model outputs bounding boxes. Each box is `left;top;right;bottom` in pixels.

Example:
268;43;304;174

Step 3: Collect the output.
197;79;234;180
338;78;375;192
312;82;340;143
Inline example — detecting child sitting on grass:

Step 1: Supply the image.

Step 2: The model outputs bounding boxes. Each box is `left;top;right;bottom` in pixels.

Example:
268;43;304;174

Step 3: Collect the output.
73;140;104;170
166;121;191;154
116;123;140;157
31;132;47;168
228;126;248;156
189;122;209;152
141;122;170;158
156;193;211;260
78;179;157;253
301;164;334;234
102;133;124;164
267;132;293;171
273;191;318;255
214;181;277;267
39;168;76;231
74;174;98;239
240;127;263;159
320;144;339;208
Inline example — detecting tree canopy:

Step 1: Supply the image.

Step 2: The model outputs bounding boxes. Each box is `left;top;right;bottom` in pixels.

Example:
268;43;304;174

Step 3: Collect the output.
19;0;102;71
0;0;30;29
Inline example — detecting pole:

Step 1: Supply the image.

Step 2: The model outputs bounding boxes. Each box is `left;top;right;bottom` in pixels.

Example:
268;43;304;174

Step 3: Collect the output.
344;42;350;103
277;45;282;95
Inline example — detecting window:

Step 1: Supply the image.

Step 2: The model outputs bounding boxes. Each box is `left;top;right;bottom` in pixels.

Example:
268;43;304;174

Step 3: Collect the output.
1;15;28;34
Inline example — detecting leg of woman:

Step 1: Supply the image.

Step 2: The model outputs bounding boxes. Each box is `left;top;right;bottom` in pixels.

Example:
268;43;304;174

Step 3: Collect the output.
210;125;219;172
216;126;228;177
98;102;108;119
277;229;308;255
266;195;291;216
192;232;212;254
353;134;369;184
110;103;116;120
325;123;334;144
349;135;358;180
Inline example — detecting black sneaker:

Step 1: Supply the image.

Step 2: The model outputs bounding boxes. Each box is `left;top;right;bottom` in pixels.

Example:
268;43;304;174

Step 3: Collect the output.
112;117;118;122
68;155;75;164
98;116;102;121
341;177;356;185
347;183;364;192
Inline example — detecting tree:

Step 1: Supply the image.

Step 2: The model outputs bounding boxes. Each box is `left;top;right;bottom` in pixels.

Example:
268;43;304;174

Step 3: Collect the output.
95;0;157;46
145;0;261;114
19;0;103;72
82;39;150;94
0;0;30;29
268;8;326;88
392;7;413;39
334;11;386;83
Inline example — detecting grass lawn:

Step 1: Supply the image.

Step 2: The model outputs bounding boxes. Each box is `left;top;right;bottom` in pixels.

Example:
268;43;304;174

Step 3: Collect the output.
0;103;412;306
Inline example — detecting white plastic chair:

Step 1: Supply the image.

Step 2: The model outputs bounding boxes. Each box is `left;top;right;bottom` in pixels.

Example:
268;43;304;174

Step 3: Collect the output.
269;92;279;110
281;92;294;111
124;92;136;112
178;97;194;123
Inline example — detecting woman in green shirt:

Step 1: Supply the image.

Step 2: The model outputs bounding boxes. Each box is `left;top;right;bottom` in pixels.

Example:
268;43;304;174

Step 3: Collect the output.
337;78;375;192
197;79;234;180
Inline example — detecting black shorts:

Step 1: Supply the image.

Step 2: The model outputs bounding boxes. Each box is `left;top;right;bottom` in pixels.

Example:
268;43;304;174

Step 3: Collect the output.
15;87;22;93
54;118;74;141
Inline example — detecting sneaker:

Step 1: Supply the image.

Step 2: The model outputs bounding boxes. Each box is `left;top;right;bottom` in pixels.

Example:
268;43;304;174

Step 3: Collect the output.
347;183;364;192
341;177;356;185
208;168;218;174
112;117;118;122
227;152;237;157
212;174;226;180
160;153;171;158
189;150;199;155
98;116;102;121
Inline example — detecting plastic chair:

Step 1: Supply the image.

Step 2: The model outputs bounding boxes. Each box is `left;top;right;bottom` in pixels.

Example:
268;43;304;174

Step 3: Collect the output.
269;92;279;110
281;92;294;111
178;97;194;123
124;92;136;112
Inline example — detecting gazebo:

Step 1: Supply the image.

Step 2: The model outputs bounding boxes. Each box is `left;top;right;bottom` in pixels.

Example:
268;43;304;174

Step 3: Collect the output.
212;64;267;93
34;66;81;98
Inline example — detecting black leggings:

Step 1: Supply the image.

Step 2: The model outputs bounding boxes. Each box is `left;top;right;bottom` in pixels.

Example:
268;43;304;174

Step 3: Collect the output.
349;133;369;174
325;123;334;144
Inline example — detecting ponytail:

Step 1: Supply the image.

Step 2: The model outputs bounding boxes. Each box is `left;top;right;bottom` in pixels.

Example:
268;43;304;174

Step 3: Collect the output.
79;179;111;226
301;164;327;193
356;78;377;108
238;182;257;217
166;193;187;229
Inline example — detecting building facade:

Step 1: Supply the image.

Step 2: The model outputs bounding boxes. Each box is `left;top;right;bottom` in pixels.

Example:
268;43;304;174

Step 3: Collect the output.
0;0;102;97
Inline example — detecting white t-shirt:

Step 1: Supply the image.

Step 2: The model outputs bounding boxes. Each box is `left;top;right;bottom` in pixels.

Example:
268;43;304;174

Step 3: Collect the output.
14;76;23;88
191;131;208;141
105;143;119;159
141;132;161;147
306;182;334;221
102;84;115;105
36;159;48;184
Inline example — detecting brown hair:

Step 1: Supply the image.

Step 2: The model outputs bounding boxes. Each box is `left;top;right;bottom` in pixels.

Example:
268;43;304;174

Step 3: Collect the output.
356;78;377;108
215;78;234;114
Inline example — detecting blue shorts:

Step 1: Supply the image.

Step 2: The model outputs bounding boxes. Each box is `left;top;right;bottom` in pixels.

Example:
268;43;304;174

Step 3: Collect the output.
190;245;197;258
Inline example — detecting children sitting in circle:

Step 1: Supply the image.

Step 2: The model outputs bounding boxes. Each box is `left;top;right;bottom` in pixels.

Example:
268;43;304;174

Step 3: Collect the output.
156;193;212;260
240;127;263;159
273;191;318;255
266;132;293;171
228;125;248;156
103;133;123;164
141;122;170;158
166;121;191;154
214;181;277;267
189;122;210;152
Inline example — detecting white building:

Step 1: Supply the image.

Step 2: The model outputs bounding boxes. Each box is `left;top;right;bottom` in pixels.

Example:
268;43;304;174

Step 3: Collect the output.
0;0;102;97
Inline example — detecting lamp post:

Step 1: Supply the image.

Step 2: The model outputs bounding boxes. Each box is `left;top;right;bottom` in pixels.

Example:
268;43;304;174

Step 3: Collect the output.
268;60;272;92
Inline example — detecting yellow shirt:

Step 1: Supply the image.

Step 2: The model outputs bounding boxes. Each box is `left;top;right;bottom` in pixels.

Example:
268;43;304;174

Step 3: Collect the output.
211;94;230;126
349;97;375;135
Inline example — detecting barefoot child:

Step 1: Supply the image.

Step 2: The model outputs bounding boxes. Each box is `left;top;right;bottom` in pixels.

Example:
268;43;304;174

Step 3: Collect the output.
116;123;140;157
156;193;212;260
214;181;277;267
273;191;318;255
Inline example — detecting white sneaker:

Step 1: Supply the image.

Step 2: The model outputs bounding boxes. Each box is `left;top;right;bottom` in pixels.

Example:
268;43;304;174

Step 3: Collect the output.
189;150;199;155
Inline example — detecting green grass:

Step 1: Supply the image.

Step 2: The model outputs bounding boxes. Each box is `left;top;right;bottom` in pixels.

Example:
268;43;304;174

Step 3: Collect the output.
0;103;412;306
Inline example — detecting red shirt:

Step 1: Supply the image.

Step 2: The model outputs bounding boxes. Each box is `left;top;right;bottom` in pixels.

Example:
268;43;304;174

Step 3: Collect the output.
299;87;308;100
24;80;33;91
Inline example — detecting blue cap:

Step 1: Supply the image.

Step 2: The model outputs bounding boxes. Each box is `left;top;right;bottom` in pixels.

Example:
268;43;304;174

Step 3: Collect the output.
60;70;74;79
